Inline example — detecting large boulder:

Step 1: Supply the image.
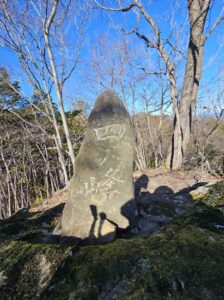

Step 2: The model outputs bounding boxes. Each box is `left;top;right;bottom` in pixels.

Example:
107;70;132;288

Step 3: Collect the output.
61;90;136;241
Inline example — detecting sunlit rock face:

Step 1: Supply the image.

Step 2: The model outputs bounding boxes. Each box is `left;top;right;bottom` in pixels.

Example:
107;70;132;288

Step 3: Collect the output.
61;90;136;242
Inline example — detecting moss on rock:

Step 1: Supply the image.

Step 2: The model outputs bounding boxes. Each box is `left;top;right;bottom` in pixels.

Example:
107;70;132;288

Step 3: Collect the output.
202;181;224;213
1;183;224;299
42;200;224;300
0;240;69;299
190;181;224;212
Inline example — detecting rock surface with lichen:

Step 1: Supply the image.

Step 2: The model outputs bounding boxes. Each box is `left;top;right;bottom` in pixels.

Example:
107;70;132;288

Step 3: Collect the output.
1;181;224;299
60;90;136;242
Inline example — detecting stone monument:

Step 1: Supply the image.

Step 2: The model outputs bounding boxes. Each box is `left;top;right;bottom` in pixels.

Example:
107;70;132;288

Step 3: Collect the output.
61;90;136;241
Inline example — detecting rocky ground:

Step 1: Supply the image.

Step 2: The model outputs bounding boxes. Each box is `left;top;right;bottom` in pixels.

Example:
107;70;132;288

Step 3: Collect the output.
1;169;224;299
133;169;219;235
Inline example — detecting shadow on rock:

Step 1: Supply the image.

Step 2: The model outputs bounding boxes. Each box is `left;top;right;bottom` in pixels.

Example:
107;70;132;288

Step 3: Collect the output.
133;174;209;236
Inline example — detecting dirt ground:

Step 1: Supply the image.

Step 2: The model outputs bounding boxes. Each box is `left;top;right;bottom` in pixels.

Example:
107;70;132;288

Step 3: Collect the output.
30;188;68;213
30;168;219;213
134;168;218;194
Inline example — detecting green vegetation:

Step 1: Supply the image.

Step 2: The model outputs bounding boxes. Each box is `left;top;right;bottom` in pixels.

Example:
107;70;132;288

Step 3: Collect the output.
190;181;224;213
1;182;224;299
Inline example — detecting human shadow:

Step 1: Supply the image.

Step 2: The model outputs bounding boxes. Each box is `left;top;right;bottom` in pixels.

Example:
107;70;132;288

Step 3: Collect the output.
175;181;208;196
134;173;208;204
134;174;149;201
118;175;187;237
3;174;210;246
148;185;174;201
1;171;218;249
126;174;210;235
64;176;145;244
86;205;119;244
57;178;207;244
100;176;151;238
89;204;98;238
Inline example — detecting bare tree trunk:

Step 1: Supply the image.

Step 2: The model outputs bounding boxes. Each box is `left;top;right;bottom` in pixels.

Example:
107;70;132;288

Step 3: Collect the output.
43;82;69;185
94;0;223;170
166;0;210;170
43;0;76;171
0;146;12;216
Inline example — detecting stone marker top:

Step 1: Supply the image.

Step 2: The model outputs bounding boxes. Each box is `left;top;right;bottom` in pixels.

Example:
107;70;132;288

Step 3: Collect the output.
88;90;130;125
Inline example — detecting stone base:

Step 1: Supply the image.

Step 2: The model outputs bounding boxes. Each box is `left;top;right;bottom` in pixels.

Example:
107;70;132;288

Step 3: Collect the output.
60;219;116;243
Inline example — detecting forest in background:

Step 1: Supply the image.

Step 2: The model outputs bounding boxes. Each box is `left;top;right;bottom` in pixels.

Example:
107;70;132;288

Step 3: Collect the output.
0;0;224;218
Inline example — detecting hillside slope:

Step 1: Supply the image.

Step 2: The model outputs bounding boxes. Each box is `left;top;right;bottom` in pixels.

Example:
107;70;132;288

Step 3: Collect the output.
1;173;224;300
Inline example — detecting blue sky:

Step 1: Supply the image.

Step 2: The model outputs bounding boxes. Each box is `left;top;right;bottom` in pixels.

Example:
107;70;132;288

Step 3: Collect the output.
0;0;223;113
